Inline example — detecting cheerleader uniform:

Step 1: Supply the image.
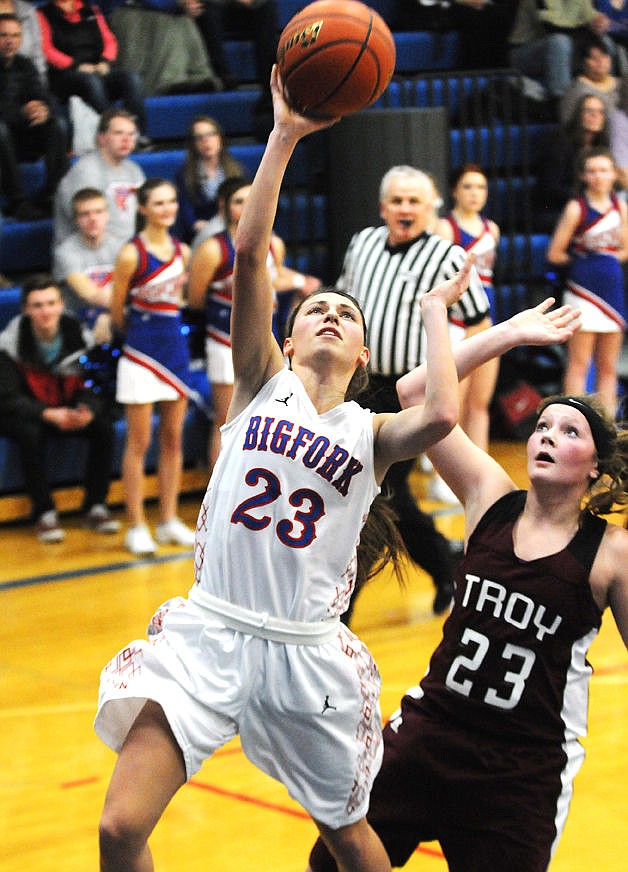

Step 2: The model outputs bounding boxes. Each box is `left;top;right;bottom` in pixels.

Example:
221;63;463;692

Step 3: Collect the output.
116;235;191;403
205;230;278;385
444;214;497;321
564;194;627;333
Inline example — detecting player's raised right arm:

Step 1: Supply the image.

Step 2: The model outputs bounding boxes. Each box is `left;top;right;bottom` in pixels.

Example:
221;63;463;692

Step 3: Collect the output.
229;67;337;418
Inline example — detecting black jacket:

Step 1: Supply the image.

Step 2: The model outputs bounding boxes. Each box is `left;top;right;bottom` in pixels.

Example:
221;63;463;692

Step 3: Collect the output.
0;55;51;127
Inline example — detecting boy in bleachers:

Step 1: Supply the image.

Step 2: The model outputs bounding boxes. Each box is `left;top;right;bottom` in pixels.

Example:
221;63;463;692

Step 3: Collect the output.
53;187;122;344
53;107;145;245
0;13;69;219
0;274;119;542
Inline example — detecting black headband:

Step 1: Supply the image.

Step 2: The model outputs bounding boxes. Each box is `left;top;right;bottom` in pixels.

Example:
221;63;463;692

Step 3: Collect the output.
538;397;613;462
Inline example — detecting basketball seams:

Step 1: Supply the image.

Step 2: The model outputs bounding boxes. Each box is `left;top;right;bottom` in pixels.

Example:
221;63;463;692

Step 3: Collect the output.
276;0;395;117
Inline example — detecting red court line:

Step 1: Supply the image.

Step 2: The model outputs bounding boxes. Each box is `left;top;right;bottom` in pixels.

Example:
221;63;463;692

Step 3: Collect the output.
188;779;310;819
61;776;101;789
188;779;445;860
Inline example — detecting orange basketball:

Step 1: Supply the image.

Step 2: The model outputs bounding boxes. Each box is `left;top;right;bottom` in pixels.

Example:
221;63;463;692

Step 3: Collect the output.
276;0;396;118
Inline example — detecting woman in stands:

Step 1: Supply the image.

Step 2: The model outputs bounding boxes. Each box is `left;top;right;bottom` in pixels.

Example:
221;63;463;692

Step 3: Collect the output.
175;115;246;244
111;177;196;556
547;146;627;416
536;93;611;231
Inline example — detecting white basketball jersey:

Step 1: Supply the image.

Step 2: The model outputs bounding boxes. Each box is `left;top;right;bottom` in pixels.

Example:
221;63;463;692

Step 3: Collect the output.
193;368;379;622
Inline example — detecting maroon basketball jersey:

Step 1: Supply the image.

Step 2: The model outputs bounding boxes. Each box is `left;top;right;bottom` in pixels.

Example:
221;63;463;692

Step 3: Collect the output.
415;491;605;745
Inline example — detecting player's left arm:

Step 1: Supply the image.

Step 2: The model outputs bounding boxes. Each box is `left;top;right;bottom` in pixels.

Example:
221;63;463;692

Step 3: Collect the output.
373;259;475;480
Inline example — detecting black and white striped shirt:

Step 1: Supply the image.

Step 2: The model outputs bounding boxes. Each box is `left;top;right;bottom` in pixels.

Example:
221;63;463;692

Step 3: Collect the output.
337;227;490;376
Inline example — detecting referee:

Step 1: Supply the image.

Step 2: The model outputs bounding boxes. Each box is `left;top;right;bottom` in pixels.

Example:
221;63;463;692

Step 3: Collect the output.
338;165;490;614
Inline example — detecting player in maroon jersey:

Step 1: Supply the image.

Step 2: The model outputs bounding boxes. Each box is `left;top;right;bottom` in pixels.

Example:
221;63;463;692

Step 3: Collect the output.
309;300;628;872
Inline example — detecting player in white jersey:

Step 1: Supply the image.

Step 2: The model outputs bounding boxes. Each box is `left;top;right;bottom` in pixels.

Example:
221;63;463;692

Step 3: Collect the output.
95;67;474;872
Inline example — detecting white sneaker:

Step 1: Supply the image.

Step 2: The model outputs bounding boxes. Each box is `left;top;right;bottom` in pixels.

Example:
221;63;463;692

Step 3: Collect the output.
85;504;121;534
428;474;460;505
37;509;65;543
155;517;195;547
125;524;157;556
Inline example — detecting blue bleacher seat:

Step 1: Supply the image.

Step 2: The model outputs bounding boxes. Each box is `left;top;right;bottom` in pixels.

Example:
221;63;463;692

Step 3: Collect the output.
393;31;461;74
0;286;21;329
449;123;550;169
498;233;550;281
145;91;262;141
275;193;327;243
0;219;53;274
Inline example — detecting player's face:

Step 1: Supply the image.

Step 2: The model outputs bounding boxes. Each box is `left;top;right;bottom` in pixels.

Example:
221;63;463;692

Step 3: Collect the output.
192;121;222;159
75;197;109;240
141;184;178;228
527;405;599;487
581;155;616;195
380;176;434;245
99;118;138;161
284;292;368;370
23;287;64;341
580;97;606;133
453;171;488;214
226;186;251;227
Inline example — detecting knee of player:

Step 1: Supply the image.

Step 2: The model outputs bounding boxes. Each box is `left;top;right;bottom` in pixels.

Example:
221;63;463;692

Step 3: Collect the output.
99;807;145;863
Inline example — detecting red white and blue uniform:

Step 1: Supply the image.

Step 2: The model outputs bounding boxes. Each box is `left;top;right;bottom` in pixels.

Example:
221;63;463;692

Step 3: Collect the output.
444;214;497;317
565;194;626;332
96;368;384;829
206;230;279;350
121;235;191;397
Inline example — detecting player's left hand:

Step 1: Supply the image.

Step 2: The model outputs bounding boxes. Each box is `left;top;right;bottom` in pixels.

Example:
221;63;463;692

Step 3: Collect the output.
420;253;476;311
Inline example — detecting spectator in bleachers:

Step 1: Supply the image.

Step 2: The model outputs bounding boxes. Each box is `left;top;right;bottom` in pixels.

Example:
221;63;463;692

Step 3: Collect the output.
561;34;626;118
0;13;69;220
0;274;119;542
103;0;221;96
535;92;611;231
174;115;246;243
195;0;278;122
508;0;612;117
188;175;320;470
560;35;628;187
54;107;145;245
435;163;500;458
37;0;148;140
547;146;627;415
0;0;47;81
53;187;122;343
111;177;195;556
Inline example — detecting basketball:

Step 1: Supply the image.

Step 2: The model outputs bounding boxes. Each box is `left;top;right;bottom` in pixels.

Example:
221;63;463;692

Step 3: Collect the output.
276;0;396;119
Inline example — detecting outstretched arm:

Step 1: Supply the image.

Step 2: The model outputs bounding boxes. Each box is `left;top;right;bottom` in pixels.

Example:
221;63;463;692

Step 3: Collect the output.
396;298;581;409
229;67;336;420
372;257;475;481
396;298;581;533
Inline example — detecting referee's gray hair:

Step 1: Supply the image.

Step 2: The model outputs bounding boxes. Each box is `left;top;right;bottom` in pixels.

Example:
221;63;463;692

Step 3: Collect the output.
379;166;434;202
